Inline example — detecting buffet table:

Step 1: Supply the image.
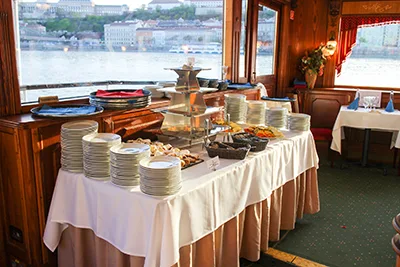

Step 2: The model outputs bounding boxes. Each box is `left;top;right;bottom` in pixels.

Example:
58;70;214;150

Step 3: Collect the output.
43;130;320;267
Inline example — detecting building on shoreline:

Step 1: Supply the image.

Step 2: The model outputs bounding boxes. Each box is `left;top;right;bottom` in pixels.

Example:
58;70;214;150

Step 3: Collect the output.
104;21;144;47
19;0;129;18
185;0;223;15
148;0;183;10
104;18;222;51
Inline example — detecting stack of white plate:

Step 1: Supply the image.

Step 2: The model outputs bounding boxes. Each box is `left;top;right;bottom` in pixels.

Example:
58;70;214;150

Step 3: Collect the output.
61;120;98;173
139;156;182;196
110;143;151;187
246;101;266;125
82;133;122;180
288;113;311;131
266;107;288;129
224;94;247;123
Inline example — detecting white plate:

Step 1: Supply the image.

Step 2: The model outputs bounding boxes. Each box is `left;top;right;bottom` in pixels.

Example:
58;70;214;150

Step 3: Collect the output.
200;88;218;93
140;156;180;170
62;120;98;131
110;143;150;155
83;133;121;144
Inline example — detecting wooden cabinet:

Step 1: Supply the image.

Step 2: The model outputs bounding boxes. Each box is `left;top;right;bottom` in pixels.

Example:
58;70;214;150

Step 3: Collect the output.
302;89;353;128
0;89;260;267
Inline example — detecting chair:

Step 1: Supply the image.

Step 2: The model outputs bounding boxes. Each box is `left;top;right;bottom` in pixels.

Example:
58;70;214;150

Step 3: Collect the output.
310;128;335;167
394;213;400;234
394;149;400;176
392;234;400;267
288;93;335;167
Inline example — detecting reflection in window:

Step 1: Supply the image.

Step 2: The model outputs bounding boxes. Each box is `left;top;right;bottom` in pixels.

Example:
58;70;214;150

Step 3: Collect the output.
335;24;400;88
255;5;277;76
16;0;224;103
239;0;247;77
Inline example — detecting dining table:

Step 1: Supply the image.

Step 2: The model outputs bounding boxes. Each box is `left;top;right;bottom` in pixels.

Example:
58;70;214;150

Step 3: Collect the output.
43;130;320;267
331;106;400;166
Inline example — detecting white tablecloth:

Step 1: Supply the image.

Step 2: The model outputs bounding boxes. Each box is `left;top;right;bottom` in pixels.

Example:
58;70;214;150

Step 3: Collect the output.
331;106;400;154
43;131;319;267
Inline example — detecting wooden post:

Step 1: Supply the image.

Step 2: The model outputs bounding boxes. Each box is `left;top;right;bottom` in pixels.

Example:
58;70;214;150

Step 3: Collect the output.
0;0;21;116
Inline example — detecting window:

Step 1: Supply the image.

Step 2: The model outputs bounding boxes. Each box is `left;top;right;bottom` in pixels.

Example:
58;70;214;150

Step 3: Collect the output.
335;24;400;88
16;0;224;103
239;0;247;78
255;5;277;76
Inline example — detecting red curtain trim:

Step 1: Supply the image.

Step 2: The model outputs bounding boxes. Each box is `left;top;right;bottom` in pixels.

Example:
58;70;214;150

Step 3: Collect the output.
336;16;400;76
341;16;400;30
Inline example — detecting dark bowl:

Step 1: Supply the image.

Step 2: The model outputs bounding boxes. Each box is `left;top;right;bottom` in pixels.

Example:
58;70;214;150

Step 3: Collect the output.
209;79;219;88
218;81;229;91
197;78;210;87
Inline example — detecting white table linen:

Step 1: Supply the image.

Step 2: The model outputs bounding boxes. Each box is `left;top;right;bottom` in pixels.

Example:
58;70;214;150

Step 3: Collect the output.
331;106;400;154
43;131;319;267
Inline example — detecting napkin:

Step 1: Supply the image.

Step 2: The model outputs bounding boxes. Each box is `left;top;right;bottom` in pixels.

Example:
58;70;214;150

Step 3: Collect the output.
227;83;253;89
261;96;295;102
347;97;359;110
385;98;395;112
37;105;96;115
96;89;144;98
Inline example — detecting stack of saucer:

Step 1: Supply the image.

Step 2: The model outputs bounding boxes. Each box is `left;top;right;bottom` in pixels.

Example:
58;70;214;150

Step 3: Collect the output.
82;133;121;180
288;113;311;131
139;156;182;196
110;143;151;187
224;94;247;123
246;101;266;125
266;107;288;129
61;120;98;172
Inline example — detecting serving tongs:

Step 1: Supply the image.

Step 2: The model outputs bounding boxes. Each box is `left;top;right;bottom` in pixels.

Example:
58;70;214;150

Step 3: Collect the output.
204;119;211;148
222;113;232;143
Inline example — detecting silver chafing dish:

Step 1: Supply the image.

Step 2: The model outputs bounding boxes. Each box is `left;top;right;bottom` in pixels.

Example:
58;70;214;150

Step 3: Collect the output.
153;67;227;146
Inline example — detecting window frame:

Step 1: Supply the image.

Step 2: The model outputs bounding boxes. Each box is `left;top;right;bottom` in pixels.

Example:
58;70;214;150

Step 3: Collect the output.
333;23;400;90
12;0;229;113
237;0;282;96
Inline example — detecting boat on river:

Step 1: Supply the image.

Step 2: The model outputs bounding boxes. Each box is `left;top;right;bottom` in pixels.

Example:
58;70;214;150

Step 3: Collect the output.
169;43;222;54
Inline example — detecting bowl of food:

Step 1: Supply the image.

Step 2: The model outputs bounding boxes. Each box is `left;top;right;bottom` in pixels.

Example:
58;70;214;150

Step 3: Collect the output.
206;142;251;160
232;132;269;152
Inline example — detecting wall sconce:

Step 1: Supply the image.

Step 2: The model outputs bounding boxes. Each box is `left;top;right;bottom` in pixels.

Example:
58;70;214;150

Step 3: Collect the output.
323;33;338;57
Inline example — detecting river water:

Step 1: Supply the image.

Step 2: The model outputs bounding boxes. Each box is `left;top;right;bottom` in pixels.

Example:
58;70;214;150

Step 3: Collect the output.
19;50;400;103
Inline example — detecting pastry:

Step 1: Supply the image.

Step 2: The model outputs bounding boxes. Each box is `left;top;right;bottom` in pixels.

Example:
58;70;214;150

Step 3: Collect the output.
128;138;200;168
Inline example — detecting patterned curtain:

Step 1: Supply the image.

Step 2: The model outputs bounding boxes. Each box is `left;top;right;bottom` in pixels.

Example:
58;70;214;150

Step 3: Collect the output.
336;16;400;76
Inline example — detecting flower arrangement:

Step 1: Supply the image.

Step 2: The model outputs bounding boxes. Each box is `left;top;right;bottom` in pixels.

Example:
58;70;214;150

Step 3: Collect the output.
300;44;329;76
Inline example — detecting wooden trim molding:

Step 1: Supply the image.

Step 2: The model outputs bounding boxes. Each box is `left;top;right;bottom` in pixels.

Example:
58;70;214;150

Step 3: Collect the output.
276;4;291;96
342;1;400;15
0;0;21;116
322;0;342;88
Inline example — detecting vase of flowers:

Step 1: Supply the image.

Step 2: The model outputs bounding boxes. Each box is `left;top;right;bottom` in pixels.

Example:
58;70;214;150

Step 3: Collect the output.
300;44;327;89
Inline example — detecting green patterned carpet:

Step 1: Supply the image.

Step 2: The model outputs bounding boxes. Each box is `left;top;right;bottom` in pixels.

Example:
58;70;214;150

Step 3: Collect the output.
275;161;400;267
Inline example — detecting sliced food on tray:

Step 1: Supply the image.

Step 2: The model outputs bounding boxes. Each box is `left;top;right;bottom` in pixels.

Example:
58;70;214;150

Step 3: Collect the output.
128;138;201;168
244;126;284;138
213;119;242;133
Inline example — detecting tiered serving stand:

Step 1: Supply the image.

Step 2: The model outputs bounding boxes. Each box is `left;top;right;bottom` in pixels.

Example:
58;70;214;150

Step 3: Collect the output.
153;67;227;147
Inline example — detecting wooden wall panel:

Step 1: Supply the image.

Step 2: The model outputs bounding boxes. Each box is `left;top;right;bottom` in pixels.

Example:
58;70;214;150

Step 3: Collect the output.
303;89;352;128
287;0;330;90
0;0;21;116
0;127;30;264
0;157;7;267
